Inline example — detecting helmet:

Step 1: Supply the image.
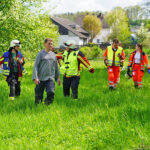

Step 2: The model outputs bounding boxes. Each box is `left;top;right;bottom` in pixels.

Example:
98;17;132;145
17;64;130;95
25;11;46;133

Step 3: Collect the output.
64;40;77;49
10;40;21;48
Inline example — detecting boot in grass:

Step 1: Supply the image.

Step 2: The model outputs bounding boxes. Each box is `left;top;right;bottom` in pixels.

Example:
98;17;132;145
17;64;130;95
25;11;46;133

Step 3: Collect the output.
109;86;114;90
45;92;54;106
134;84;138;88
134;81;138;89
8;96;15;101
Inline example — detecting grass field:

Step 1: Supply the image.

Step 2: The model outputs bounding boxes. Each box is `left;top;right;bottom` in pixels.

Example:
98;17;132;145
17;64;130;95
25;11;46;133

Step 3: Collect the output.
0;60;150;150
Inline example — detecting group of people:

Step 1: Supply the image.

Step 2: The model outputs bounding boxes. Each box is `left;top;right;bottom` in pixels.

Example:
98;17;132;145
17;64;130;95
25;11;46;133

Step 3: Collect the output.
0;38;149;105
104;39;150;89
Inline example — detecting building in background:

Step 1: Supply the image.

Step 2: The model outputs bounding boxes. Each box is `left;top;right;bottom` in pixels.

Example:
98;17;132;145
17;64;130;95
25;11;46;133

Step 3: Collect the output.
51;17;90;48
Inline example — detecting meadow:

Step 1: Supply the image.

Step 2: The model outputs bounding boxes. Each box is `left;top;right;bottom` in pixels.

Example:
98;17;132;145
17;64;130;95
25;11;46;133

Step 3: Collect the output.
0;60;150;150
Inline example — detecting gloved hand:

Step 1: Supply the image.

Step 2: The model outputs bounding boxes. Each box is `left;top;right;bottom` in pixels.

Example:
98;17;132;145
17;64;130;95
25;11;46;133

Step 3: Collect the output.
89;68;95;73
127;66;130;72
127;66;132;77
148;67;150;74
104;59;108;66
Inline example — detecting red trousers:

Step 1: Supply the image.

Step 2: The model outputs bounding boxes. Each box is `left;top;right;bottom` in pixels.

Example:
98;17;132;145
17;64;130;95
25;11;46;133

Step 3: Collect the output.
108;66;120;88
132;64;144;87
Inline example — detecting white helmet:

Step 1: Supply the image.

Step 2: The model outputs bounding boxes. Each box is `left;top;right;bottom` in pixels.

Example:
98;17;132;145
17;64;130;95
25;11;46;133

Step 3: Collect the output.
64;40;77;49
10;40;21;48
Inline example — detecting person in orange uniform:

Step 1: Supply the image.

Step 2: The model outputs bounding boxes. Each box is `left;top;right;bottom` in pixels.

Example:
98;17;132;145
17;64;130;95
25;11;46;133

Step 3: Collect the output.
127;44;150;88
104;39;125;90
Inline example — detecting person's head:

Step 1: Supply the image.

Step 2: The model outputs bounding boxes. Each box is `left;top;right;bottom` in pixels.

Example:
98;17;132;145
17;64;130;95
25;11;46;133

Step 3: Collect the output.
64;40;77;51
44;38;53;51
112;39;119;49
10;40;21;51
136;44;143;52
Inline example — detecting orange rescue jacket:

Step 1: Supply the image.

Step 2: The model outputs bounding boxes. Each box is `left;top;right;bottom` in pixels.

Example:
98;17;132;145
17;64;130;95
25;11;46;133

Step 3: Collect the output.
128;50;149;70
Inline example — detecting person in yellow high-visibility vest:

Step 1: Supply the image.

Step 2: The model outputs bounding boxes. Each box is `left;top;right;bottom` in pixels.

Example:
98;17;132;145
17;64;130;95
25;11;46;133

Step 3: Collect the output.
104;39;125;90
56;40;95;99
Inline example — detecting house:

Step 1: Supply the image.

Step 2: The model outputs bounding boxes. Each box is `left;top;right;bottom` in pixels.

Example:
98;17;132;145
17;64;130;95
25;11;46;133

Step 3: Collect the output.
75;13;111;44
51;17;90;48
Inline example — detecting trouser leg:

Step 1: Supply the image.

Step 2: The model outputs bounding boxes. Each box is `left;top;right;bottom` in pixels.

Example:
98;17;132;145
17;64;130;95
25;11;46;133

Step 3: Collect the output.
7;75;16;100
108;67;114;89
45;80;55;105
138;70;144;88
63;76;72;97
132;65;139;88
15;77;21;96
15;81;21;96
9;81;15;100
71;76;80;99
35;81;45;104
113;66;120;88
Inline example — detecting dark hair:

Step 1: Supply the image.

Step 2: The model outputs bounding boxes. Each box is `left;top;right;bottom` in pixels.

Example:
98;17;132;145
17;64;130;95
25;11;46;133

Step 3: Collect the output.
113;39;119;44
44;38;52;43
136;44;143;50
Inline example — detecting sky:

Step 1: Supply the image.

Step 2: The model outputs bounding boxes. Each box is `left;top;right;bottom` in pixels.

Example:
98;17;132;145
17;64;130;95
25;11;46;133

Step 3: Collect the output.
43;0;144;14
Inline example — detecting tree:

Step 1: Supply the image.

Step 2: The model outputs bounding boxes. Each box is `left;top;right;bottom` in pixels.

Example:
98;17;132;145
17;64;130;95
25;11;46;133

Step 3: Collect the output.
125;5;144;21
142;0;150;19
83;15;102;42
105;7;131;45
136;23;150;48
0;0;59;54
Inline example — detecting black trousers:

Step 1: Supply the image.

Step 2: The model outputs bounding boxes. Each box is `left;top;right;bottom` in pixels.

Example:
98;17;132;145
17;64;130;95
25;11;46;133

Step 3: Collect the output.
63;76;80;99
35;80;55;105
7;73;21;98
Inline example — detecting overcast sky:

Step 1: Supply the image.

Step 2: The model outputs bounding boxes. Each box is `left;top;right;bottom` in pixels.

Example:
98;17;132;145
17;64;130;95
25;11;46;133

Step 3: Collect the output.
43;0;143;14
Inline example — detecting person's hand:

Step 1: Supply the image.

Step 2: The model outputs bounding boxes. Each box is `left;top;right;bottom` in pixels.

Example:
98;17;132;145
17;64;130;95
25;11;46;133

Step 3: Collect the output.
118;53;121;57
35;79;40;85
104;59;108;66
89;68;95;73
148;67;150;74
57;77;61;86
18;59;23;64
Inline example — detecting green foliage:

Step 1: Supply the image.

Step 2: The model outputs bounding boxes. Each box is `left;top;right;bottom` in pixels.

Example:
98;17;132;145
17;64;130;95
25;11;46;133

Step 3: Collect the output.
136;23;150;48
80;45;103;59
145;23;150;31
83;15;102;42
0;0;59;53
105;7;131;45
136;23;147;43
125;5;144;21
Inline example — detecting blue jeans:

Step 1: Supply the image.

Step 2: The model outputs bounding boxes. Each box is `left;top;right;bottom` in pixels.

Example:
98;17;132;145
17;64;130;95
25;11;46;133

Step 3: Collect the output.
35;79;55;105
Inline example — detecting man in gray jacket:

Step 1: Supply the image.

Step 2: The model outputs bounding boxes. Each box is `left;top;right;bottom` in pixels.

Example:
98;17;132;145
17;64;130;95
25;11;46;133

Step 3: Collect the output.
33;38;61;105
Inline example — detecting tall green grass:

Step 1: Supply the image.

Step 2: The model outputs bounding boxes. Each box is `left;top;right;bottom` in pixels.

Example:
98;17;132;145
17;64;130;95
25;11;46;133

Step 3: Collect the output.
0;60;150;150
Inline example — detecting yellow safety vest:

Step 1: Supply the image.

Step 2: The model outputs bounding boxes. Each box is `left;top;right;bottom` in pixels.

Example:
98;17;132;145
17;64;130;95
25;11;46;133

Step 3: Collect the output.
60;50;79;76
107;46;123;66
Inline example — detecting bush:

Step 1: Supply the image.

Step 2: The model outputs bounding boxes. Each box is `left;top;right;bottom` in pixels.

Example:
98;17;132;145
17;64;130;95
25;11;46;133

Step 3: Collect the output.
80;45;103;59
